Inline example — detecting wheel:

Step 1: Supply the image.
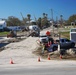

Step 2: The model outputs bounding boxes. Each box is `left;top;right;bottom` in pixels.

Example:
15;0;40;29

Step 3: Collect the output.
71;43;75;48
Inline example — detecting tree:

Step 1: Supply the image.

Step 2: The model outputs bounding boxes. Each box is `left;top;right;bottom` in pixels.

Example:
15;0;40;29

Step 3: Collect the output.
7;16;21;26
27;14;31;20
42;13;49;28
43;13;48;19
67;14;76;25
27;14;31;25
41;18;49;27
60;15;63;27
37;17;42;29
43;13;46;18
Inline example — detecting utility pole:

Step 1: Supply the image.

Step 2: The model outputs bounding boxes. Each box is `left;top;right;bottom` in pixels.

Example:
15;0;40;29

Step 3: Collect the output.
34;15;37;25
56;16;58;23
51;9;54;37
58;15;63;52
60;15;63;27
51;9;53;21
56;16;59;33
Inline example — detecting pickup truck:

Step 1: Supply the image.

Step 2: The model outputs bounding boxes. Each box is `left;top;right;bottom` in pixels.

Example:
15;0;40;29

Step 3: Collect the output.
47;38;75;52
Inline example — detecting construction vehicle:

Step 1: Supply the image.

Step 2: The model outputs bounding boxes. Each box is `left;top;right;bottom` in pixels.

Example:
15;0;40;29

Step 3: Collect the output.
7;30;17;38
29;25;40;37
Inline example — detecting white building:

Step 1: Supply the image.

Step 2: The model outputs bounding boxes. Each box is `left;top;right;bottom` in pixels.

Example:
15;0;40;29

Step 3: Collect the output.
0;20;6;30
70;28;76;43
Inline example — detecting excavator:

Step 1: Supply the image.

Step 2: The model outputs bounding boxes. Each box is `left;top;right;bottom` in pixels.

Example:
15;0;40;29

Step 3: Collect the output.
7;30;17;38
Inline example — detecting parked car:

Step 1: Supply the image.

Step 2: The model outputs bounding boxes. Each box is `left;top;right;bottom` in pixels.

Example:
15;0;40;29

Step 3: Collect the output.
47;38;75;52
39;35;49;43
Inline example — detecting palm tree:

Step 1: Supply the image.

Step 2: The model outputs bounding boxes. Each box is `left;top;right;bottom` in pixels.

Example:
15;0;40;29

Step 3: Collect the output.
27;14;31;24
37;17;42;29
43;13;45;18
60;15;63;27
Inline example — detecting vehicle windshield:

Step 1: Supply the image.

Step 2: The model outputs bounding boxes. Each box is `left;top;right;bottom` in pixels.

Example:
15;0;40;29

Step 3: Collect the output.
65;39;70;42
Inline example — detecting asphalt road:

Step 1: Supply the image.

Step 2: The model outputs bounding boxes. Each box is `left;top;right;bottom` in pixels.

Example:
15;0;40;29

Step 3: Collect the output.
0;64;76;75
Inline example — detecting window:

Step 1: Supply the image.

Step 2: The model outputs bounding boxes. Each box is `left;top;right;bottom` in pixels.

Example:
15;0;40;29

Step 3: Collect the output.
71;29;76;32
0;25;2;27
65;39;70;42
61;39;64;42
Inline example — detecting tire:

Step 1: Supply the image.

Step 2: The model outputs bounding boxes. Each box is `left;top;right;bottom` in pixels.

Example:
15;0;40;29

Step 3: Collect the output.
71;43;75;48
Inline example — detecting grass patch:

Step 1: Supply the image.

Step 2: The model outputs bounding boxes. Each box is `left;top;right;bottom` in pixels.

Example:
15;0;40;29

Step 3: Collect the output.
0;32;9;36
60;31;70;39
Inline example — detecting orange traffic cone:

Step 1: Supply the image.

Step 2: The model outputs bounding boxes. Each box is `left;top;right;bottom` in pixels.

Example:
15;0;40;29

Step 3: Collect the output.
38;57;40;62
60;55;62;59
48;54;50;60
10;58;14;64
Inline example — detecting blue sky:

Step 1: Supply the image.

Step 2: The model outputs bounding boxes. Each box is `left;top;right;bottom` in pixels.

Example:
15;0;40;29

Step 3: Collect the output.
0;0;76;20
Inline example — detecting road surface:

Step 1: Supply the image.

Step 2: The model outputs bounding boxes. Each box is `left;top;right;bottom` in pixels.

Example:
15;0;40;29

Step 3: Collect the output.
0;62;76;75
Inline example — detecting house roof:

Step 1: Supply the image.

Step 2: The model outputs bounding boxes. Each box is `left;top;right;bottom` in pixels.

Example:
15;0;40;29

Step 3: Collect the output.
0;20;6;25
